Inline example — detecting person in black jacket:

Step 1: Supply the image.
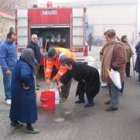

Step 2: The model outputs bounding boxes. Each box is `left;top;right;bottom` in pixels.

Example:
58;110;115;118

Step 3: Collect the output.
27;34;42;89
57;58;100;107
135;42;140;81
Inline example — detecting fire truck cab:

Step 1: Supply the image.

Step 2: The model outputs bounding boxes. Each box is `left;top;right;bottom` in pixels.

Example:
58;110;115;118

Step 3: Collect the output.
15;2;94;65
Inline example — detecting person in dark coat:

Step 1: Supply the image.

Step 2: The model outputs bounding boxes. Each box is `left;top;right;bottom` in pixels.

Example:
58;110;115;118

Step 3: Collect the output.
10;48;39;134
135;42;140;81
88;33;93;51
57;58;100;107
27;34;42;89
121;35;133;78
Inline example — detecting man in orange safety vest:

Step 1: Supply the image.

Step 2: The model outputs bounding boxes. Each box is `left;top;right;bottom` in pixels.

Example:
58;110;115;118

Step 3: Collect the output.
45;47;76;102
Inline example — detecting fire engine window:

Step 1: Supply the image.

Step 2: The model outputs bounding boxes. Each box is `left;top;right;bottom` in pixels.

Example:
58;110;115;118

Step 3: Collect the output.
30;27;70;50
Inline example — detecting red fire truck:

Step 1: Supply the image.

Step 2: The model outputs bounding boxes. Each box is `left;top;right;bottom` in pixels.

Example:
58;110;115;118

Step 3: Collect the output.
15;2;94;65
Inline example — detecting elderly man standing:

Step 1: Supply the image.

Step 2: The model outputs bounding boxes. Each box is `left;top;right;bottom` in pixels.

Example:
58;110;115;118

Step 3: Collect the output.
27;34;42;89
0;32;17;105
101;29;127;111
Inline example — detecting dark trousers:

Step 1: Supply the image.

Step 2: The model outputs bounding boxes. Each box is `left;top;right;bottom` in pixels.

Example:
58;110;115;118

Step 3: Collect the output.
108;83;120;108
76;81;93;102
53;68;72;99
89;45;91;51
34;64;40;85
126;62;130;77
76;81;85;100
61;79;72;99
139;73;140;81
109;82;124;95
120;82;124;94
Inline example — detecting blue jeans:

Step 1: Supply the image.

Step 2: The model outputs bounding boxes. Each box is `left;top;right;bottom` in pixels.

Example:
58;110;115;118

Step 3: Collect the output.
2;69;12;100
108;83;120;108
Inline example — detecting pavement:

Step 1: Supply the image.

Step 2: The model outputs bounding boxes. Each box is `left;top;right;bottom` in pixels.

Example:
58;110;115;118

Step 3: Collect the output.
0;46;140;140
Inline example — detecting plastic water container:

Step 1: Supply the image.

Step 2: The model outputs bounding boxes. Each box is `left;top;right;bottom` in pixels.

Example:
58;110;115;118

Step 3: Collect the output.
50;89;60;104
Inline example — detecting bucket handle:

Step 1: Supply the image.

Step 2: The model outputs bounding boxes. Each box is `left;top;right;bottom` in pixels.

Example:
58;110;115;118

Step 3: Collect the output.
40;96;53;102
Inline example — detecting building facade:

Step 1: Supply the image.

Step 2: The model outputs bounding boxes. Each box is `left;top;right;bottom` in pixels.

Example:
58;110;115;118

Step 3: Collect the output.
0;0;37;41
86;0;138;44
0;12;14;42
0;0;37;15
37;0;138;45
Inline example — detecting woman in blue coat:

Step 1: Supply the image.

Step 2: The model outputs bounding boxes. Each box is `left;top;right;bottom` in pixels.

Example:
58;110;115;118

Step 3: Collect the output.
10;48;39;134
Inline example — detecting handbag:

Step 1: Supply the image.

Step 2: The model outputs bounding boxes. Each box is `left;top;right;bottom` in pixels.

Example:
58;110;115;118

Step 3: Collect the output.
107;69;122;89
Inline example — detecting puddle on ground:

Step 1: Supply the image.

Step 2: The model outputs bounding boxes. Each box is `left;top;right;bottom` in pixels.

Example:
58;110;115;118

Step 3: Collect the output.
55;118;65;123
64;111;72;115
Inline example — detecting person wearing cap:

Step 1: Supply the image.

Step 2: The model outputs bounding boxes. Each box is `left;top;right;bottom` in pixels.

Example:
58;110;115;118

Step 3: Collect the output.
45;47;76;102
57;58;100;107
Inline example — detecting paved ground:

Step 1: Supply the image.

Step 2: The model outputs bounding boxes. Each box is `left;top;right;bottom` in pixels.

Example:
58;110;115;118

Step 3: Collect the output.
0;46;140;140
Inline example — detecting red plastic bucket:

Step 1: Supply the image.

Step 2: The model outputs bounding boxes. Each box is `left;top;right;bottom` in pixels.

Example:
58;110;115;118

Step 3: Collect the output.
41;91;55;110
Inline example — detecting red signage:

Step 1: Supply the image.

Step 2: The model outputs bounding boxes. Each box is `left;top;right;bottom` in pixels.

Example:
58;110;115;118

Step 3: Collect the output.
28;8;72;25
41;10;57;15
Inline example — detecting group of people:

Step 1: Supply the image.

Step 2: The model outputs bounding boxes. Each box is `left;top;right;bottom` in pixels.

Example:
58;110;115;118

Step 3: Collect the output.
0;31;101;134
0;29;138;134
45;47;100;107
0;33;43;106
100;30;140;112
0;32;42;133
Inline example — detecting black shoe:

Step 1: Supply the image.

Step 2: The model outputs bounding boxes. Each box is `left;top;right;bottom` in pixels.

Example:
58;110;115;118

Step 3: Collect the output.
10;121;23;127
84;102;94;108
106;107;118;111
36;84;40;87
25;128;40;134
104;100;111;105
75;99;85;104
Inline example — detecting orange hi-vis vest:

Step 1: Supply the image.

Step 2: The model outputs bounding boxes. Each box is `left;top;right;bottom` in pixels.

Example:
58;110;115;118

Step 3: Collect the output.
45;47;76;81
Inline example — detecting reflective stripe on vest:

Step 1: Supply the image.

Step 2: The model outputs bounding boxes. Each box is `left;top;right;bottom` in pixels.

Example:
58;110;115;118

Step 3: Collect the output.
46;69;52;72
58;71;63;76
